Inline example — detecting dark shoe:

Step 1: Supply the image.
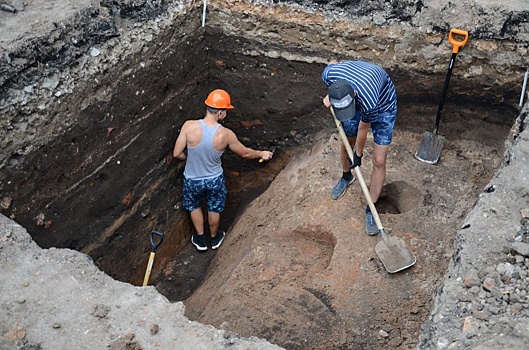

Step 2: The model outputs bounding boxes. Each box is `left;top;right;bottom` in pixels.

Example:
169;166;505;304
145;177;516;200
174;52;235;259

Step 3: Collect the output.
191;234;207;251
210;230;225;250
331;176;355;200
365;208;379;236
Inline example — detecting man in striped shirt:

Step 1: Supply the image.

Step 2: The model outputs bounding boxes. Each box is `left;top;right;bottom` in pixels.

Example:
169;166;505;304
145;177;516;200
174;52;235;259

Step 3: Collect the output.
322;60;397;235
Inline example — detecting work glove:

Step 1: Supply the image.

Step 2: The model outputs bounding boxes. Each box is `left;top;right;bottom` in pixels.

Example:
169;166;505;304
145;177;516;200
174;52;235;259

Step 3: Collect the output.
350;150;362;169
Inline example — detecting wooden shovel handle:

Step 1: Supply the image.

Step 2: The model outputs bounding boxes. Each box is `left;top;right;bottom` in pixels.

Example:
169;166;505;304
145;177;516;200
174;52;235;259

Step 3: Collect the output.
142;252;156;286
143;230;164;286
330;107;384;231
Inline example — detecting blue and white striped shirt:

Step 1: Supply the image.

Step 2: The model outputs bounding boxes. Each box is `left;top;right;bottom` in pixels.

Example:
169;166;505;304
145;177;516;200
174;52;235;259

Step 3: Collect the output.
322;61;397;122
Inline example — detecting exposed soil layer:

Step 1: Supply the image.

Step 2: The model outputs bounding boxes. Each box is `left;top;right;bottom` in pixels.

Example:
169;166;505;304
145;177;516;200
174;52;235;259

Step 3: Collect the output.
0;27;332;284
0;25;519;349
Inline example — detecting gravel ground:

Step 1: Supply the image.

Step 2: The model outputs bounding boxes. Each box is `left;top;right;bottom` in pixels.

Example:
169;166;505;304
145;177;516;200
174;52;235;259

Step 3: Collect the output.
0;214;283;350
417;108;529;349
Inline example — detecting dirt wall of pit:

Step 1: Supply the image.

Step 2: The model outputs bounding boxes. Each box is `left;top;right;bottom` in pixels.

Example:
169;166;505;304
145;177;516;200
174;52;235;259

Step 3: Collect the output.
1;0;528;170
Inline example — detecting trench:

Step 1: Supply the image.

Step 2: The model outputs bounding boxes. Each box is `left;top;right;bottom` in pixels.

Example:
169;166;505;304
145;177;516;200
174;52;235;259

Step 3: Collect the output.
0;8;521;350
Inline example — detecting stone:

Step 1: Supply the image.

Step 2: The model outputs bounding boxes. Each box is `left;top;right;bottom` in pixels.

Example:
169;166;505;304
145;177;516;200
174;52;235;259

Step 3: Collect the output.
511;242;529;257
464;268;481;288
462;316;476;333
497;262;515;277
483;277;497;292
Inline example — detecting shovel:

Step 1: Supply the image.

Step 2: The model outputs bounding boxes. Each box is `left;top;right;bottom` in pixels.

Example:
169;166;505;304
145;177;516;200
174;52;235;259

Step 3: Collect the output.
415;28;469;164
331;107;416;273
142;230;165;286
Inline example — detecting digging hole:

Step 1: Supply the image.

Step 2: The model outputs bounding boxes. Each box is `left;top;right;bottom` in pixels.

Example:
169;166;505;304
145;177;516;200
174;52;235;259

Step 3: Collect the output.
377;181;422;214
0;16;520;350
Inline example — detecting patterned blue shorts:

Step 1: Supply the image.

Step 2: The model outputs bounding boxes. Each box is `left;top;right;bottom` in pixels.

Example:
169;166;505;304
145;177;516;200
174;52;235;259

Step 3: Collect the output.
183;173;227;213
341;108;397;146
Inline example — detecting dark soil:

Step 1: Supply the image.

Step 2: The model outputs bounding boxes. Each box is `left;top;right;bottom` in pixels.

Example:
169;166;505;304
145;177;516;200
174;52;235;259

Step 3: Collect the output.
0;26;333;286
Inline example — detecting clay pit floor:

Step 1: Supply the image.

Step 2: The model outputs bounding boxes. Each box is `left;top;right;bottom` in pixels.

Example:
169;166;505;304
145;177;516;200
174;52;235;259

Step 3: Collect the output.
176;111;509;349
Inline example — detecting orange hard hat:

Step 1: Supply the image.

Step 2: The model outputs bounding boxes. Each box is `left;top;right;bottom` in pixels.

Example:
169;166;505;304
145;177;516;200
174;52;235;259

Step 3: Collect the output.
204;89;235;109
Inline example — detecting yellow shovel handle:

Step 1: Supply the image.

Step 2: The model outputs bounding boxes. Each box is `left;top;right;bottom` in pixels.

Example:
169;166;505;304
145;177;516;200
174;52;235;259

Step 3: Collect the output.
449;28;469;54
142;252;156;286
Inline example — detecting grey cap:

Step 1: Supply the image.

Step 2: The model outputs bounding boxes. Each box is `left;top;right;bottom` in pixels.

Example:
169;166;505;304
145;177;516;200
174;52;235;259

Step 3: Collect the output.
329;80;355;121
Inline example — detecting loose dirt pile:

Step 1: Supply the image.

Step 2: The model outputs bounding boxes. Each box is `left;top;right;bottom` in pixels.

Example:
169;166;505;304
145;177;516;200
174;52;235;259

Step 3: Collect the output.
181;107;524;349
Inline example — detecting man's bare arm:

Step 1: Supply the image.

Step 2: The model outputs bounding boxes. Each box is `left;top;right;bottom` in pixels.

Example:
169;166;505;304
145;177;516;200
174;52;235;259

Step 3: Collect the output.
356;121;369;156
226;129;272;161
173;123;189;160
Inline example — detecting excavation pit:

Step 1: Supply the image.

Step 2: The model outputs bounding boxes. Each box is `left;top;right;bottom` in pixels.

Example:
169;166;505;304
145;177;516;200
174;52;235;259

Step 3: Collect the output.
0;2;524;350
377;181;422;214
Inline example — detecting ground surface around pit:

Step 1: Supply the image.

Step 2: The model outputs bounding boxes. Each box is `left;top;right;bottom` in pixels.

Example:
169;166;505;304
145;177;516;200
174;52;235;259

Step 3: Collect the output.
1;1;529;350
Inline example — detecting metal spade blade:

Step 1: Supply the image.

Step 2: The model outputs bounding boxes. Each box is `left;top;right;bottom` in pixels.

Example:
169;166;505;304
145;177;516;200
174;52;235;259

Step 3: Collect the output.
375;230;417;273
415;131;445;165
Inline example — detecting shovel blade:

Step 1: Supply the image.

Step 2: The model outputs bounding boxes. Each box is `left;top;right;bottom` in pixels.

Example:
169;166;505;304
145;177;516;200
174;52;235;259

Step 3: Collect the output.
415;131;445;165
375;236;416;273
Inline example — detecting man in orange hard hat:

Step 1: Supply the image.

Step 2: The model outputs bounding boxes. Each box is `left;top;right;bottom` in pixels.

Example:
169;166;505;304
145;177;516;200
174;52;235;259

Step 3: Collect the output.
173;89;273;251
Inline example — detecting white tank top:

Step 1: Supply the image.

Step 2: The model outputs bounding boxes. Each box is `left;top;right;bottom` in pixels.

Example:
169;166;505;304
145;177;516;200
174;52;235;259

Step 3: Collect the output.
183;120;224;180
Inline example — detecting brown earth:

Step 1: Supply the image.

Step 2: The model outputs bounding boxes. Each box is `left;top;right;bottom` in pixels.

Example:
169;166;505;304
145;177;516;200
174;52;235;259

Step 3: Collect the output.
179;97;514;349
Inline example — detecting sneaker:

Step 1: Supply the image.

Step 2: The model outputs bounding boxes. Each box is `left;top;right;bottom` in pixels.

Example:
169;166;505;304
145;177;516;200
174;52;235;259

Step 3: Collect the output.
331;176;355;200
365;208;379;236
210;230;225;250
191;234;207;251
